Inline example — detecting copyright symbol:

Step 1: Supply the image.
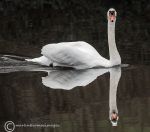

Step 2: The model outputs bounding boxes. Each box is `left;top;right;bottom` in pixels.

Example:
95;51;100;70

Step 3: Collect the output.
4;121;15;132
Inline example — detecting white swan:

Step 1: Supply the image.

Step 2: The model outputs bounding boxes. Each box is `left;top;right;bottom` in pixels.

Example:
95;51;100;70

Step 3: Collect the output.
26;8;121;69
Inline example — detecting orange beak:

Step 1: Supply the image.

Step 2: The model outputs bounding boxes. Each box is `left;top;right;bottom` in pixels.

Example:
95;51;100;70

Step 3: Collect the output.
111;113;118;120
109;16;115;22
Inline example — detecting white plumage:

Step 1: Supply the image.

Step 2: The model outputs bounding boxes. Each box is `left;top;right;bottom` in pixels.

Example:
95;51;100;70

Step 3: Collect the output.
41;41;110;69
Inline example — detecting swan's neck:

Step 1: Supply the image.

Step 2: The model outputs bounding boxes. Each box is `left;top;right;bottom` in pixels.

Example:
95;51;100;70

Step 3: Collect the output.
108;22;121;66
109;68;121;118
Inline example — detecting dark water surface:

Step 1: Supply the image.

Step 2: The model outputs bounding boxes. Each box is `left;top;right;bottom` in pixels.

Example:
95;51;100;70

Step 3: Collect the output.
0;1;149;131
0;58;150;132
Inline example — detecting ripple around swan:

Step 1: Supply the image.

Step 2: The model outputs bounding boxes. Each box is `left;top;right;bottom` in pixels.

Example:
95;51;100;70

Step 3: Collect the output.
0;55;129;73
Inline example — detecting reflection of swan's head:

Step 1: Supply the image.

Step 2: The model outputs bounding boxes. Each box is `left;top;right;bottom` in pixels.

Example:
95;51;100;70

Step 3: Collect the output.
107;8;117;23
110;111;119;126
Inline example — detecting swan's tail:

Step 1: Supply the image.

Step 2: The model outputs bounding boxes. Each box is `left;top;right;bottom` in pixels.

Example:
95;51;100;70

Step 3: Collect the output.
25;56;51;66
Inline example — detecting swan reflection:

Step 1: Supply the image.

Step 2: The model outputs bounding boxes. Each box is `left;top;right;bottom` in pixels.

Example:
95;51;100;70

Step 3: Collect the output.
42;67;121;126
109;67;121;126
42;68;108;90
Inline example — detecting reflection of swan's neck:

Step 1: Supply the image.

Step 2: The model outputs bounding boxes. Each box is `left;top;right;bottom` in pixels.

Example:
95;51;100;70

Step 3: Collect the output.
109;68;121;118
108;22;121;66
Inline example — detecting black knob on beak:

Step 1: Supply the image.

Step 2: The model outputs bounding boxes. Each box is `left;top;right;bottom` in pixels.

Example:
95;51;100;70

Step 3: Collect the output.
109;11;115;15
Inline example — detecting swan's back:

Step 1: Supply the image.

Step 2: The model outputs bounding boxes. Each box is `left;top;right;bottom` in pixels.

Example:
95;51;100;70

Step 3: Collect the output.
41;41;110;69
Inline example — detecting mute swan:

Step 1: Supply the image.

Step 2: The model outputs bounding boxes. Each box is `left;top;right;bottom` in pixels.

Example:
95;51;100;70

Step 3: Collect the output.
26;8;121;69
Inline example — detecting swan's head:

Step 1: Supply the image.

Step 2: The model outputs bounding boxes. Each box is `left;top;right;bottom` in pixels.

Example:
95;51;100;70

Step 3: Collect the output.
107;8;117;23
110;111;119;126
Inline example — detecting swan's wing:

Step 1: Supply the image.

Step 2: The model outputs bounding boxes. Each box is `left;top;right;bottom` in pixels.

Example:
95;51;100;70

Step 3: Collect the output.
41;41;109;68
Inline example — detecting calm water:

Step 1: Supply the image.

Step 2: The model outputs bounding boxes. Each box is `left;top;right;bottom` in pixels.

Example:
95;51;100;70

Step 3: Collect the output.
0;57;150;132
0;1;149;131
